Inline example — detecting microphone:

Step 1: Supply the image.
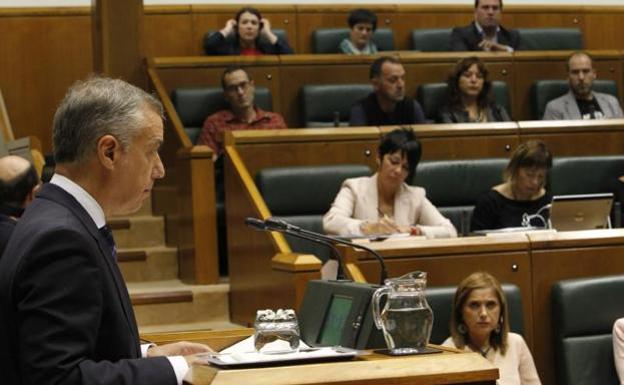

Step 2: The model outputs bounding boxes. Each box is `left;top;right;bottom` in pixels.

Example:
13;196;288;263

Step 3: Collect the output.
245;217;267;230
245;217;347;280
264;217;388;285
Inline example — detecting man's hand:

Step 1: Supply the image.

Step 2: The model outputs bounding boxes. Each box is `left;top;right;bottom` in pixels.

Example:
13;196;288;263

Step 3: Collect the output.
478;39;510;52
147;341;214;360
259;18;278;45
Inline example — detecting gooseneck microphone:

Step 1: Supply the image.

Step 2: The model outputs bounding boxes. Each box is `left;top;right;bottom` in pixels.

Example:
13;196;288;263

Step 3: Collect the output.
260;217;388;284
244;217;268;231
245;217;347;280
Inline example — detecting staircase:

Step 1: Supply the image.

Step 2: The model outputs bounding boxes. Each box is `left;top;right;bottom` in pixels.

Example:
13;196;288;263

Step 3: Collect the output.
110;196;239;333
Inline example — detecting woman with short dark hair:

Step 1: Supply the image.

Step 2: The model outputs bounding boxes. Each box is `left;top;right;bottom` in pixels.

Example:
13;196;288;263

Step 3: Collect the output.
438;56;511;123
443;272;541;385
471;140;553;231
323;128;456;238
204;6;293;55
340;8;378;55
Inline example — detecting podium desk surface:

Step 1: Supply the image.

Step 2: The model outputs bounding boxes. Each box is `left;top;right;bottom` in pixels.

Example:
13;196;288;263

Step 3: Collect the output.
184;348;498;385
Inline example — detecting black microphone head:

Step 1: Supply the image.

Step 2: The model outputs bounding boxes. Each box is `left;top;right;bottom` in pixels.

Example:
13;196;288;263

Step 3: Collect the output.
245;217;267;230
264;217;287;230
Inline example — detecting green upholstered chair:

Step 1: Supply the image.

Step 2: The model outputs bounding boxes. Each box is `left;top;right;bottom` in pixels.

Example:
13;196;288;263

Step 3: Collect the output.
411;28;452;52
552;275;624;385
427;283;524;344
171;87;273;144
413;159;508;235
255;164;371;262
202;29;289;55
530;79;618;120
311;28;394;54
550;155;624;227
301;84;373;127
517;28;583;50
415;81;511;122
551;156;624;196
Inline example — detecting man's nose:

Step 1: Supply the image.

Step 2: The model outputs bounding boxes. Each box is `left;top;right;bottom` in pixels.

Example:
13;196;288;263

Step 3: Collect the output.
153;154;165;179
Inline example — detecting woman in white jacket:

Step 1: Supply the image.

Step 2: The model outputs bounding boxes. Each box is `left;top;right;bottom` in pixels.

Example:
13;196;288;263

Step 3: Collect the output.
323;128;456;239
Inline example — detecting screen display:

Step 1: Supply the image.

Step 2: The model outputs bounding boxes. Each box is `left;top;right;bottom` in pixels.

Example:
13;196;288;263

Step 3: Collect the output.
317;295;353;346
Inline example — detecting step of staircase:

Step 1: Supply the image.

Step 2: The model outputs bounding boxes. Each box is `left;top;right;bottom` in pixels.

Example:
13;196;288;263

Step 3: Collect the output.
109;215;165;248
118;246;178;282
128;279;231;329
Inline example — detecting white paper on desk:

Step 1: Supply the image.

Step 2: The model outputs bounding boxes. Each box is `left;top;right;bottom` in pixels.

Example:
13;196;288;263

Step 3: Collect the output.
220;335;310;354
217;336;359;365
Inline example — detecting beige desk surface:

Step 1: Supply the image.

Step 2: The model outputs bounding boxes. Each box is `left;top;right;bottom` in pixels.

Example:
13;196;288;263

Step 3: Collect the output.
185;348;498;385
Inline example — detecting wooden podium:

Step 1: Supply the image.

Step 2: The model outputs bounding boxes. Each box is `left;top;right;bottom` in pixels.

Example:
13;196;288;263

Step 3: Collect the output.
142;329;499;385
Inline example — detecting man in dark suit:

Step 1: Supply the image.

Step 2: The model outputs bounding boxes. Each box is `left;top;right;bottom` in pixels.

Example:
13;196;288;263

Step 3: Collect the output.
0;155;39;255
450;0;519;52
0;77;212;384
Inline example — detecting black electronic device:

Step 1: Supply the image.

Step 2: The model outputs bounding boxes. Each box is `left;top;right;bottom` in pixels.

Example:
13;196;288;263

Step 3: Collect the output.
298;280;386;350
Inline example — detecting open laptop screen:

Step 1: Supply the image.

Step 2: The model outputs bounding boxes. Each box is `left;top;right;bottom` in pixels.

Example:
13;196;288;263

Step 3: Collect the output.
549;193;613;231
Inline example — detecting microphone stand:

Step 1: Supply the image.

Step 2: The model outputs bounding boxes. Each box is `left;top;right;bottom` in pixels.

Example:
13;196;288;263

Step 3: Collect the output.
245;217;347;280
264;218;389;285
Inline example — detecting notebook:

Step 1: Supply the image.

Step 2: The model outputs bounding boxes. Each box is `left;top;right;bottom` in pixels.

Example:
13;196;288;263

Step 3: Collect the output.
548;193;614;231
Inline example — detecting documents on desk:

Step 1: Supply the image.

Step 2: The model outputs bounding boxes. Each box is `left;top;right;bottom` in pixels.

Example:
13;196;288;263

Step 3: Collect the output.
481;228;557;237
352;233;426;244
196;336;359;367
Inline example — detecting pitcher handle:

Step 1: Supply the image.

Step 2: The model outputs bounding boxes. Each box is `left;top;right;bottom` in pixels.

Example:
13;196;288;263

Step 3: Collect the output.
371;286;390;330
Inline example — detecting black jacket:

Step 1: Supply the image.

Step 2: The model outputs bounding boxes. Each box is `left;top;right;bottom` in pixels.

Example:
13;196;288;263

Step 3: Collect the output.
437;103;512;123
0;184;175;385
203;31;293;55
450;22;520;51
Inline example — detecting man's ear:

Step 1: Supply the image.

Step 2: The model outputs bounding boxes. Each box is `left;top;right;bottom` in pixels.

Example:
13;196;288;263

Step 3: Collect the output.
371;77;380;92
97;135;120;170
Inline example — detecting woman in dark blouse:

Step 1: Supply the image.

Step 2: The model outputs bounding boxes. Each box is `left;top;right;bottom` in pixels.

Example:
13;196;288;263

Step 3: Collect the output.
471;140;553;232
438;57;511;123
203;7;293;56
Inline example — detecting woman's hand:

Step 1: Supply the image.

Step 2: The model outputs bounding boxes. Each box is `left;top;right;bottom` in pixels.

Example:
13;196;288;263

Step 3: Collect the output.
220;19;237;37
259;18;278;44
361;216;401;235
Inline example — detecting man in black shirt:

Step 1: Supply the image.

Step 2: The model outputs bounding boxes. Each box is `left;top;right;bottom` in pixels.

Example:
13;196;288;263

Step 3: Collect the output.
349;56;426;126
0;155;39;257
543;52;624;120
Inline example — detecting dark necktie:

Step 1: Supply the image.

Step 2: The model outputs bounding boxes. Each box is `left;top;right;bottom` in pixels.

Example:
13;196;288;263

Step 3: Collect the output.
99;225;117;261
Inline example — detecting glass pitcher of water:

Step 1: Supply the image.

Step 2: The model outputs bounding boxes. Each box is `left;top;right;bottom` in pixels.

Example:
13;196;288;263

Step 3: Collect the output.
371;271;433;355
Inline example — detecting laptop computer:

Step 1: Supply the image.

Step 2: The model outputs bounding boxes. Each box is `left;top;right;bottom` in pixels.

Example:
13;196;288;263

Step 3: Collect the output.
548;193;614;231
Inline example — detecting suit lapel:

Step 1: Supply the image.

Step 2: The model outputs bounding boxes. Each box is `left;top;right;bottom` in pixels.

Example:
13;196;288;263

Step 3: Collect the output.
393;184;411;226
594;93;611;117
365;174;380;220
37;184;141;353
563;91;581;119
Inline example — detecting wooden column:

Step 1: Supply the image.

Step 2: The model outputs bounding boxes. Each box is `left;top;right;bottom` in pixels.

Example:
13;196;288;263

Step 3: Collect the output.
92;0;146;87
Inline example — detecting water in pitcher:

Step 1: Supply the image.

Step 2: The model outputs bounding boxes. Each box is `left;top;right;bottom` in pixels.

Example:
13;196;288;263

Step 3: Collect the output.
381;306;433;353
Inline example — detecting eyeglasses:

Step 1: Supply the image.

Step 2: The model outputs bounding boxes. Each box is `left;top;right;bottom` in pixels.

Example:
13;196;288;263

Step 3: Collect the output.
225;81;251;93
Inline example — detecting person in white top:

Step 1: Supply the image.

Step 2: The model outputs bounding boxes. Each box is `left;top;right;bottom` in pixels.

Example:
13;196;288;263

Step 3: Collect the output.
323;127;456;238
442;272;541;385
612;318;624;383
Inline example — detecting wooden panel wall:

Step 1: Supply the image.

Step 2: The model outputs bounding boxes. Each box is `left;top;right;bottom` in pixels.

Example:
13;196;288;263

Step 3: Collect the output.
0;8;93;152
